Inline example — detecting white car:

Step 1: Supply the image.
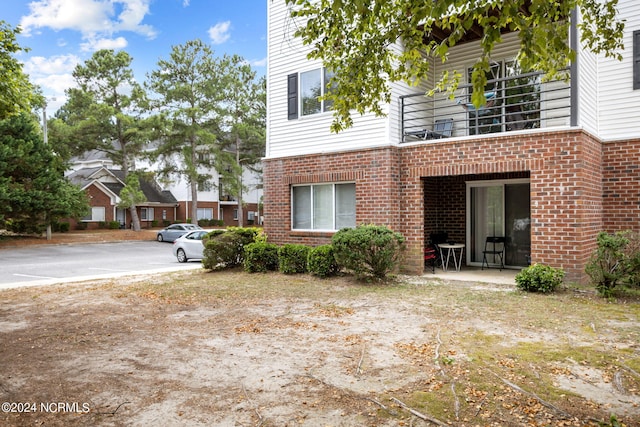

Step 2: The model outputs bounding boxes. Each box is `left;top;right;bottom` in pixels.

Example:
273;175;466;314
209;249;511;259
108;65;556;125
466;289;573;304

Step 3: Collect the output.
172;229;211;262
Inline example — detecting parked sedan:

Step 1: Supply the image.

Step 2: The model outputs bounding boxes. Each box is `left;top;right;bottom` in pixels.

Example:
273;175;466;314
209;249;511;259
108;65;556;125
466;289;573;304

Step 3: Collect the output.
156;223;202;242
172;229;211;262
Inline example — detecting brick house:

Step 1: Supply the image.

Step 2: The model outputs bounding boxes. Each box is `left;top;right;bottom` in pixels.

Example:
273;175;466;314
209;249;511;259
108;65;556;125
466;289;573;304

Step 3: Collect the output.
66;167;179;229
68;149;263;228
264;1;640;282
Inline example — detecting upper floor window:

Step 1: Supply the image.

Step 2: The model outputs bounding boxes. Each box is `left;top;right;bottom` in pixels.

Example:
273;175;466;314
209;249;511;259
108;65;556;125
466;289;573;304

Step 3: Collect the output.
634;30;640;90
288;67;334;119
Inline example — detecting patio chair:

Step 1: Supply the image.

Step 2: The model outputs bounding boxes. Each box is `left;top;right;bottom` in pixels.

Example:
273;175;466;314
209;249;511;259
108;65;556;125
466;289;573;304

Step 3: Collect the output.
404;118;453;141
424;246;438;273
481;236;506;270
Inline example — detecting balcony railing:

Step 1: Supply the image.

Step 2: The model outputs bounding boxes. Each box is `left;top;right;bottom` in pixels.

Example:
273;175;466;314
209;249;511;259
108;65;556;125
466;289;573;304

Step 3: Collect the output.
400;71;571;142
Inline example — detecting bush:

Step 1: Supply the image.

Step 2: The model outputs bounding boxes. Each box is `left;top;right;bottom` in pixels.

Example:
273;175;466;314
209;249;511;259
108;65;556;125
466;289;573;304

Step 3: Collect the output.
332;224;405;280
244;242;279;273
278;244;310;274
585;231;640;297
108;221;120;229
202;227;261;271
307;245;340;278
52;221;70;233
515;263;565;293
203;232;244;270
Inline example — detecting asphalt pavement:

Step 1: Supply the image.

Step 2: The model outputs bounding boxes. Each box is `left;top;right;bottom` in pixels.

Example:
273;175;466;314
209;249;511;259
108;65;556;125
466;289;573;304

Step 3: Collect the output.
0;241;203;290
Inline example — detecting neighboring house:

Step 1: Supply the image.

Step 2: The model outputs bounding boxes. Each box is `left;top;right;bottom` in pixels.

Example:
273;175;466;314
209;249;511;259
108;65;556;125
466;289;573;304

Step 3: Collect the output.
66;166;179;229
264;1;640;282
68;149;263;228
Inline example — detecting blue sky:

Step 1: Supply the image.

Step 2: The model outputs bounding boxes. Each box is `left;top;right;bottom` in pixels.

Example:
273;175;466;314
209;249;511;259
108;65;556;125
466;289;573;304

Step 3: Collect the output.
4;0;267;115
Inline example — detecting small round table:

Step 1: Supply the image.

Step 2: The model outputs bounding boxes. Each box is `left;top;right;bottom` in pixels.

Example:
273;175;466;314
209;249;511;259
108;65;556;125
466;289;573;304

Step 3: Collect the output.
438;243;465;272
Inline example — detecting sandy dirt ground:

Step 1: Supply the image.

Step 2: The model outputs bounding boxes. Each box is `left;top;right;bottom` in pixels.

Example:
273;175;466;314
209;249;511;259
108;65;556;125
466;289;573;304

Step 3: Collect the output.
0;231;639;426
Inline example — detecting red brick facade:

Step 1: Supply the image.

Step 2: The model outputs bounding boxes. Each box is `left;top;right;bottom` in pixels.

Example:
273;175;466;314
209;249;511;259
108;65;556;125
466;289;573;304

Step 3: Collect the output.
263;129;633;283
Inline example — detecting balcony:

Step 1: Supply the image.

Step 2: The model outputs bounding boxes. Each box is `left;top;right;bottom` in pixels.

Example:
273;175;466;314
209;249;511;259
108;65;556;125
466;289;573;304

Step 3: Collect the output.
400;71;572;143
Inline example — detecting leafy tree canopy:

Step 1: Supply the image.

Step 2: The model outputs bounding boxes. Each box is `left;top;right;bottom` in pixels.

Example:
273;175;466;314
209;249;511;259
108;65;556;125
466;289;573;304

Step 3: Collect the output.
287;0;625;132
0;21;39;119
146;40;265;224
0;113;88;233
53;49;150;172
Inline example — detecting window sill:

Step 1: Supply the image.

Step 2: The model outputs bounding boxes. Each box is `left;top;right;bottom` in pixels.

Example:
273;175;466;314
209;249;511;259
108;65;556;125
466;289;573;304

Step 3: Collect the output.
290;230;336;239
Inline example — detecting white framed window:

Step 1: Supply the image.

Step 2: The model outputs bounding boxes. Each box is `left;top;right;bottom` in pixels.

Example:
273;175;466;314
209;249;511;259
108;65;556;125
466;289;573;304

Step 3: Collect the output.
141;207;154;221
233;209;239;220
288;67;335;119
197;208;213;220
292;183;355;231
83;207;105;222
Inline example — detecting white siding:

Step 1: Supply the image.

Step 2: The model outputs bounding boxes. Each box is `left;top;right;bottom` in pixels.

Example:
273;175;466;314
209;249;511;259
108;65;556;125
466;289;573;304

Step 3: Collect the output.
577;18;599;135
595;0;640;141
267;0;390;159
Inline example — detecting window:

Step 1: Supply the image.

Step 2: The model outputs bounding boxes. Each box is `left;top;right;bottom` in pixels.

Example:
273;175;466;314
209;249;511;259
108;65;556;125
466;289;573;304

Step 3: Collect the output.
287;67;335;119
197;208;213;220
198;151;210;162
233;209;239;220
82;207;105;222
141;207;154;221
634;30;640;90
292;183;355;230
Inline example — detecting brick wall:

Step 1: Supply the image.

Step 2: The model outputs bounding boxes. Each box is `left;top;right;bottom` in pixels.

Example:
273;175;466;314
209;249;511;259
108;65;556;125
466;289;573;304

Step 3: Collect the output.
264;129;610;283
263;147;401;246
602;139;640;231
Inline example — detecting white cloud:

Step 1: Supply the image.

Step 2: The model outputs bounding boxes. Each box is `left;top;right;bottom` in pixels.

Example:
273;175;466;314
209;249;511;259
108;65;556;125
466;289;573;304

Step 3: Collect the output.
22;55;79;106
251;57;267;67
80;36;129;52
208;21;231;45
23;54;80;77
20;0;157;42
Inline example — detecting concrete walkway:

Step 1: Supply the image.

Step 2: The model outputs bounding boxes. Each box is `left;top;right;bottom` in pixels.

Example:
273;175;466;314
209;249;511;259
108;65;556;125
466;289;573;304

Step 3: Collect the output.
426;266;520;285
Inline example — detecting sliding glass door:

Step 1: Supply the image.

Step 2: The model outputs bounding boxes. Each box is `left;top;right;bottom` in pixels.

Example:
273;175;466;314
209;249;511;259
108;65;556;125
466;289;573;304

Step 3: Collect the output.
467;179;530;268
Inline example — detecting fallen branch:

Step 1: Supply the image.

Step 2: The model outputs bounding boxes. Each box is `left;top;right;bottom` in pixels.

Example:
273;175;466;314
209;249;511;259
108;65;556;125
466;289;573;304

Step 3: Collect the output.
96;401;131;416
304;373;398;416
450;382;460;420
356;344;365;376
435;327;459;420
390;396;450;427
489;370;573;419
474;392;489;417
622;363;640;379
242;383;264;426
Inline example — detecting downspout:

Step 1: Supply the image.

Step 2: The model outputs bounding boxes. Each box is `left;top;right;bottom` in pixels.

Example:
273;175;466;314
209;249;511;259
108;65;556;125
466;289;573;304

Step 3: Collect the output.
570;7;579;127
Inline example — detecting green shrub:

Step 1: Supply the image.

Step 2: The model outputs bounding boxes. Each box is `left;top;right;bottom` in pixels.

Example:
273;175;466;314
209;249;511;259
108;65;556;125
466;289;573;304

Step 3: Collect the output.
278;244;310;274
98;221;107;229
307;245;340;278
108;221;120;229
585;231;640;297
51;221;70;233
515;263;565;293
203;232;244;270
244;242;279;273
331;224;405;280
202;227;261;271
